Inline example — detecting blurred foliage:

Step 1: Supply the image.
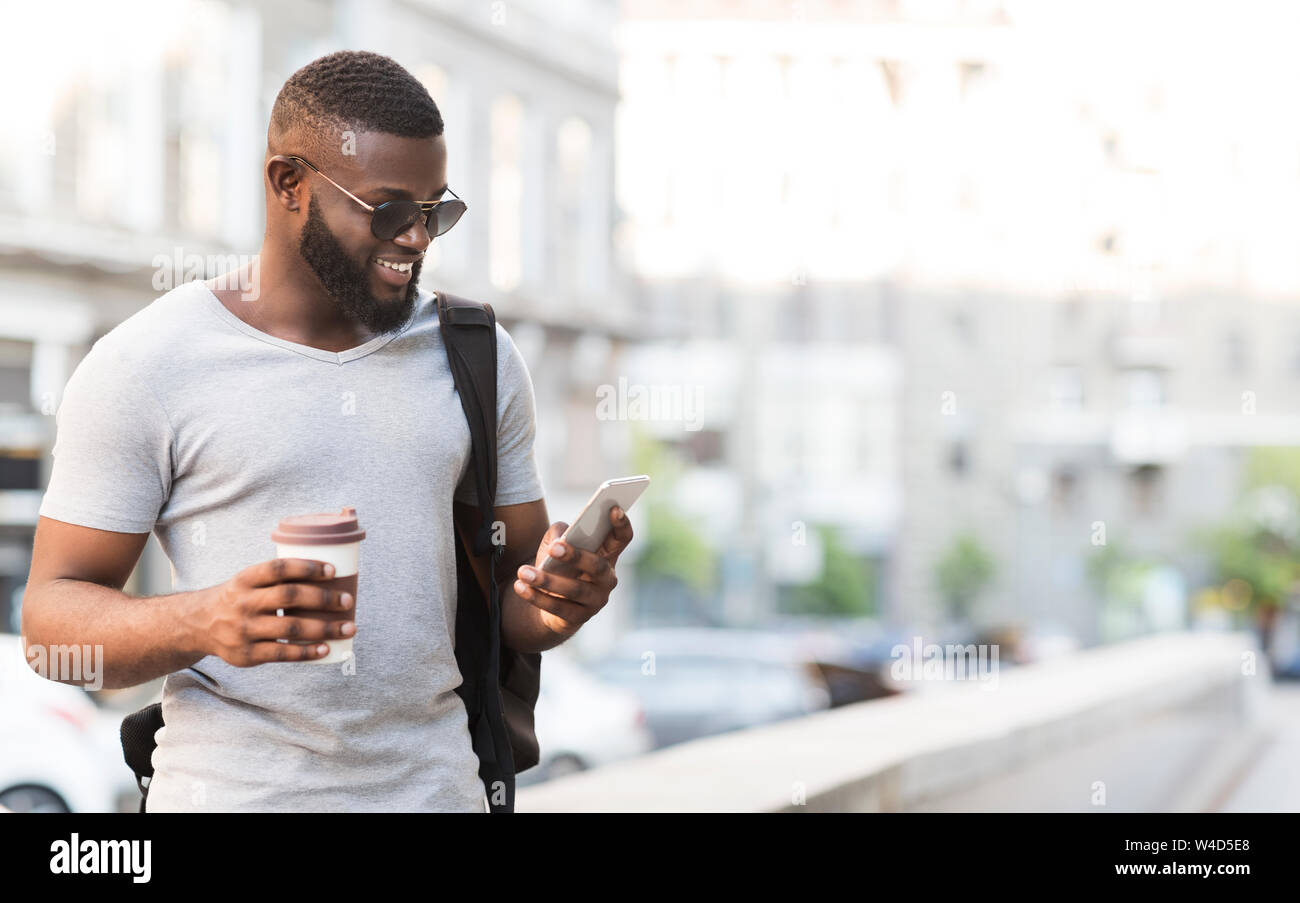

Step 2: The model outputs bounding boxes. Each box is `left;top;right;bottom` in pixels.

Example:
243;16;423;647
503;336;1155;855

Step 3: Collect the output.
1197;525;1294;611
1244;446;1300;497
1085;538;1162;640
1190;447;1300;616
1085;539;1156;610
780;524;876;617
627;427;717;592
934;532;995;620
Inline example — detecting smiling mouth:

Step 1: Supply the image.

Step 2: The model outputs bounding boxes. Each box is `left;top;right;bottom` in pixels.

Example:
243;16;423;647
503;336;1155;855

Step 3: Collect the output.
372;257;417;273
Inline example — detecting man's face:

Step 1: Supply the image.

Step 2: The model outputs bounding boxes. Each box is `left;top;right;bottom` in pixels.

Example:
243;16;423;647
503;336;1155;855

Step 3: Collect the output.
295;133;448;334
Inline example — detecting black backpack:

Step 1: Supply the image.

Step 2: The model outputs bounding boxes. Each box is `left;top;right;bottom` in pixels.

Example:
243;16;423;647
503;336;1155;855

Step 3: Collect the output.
119;290;542;813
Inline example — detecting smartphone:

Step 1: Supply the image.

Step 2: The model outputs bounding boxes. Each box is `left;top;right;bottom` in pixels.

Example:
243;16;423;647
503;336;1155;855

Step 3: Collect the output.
538;475;650;573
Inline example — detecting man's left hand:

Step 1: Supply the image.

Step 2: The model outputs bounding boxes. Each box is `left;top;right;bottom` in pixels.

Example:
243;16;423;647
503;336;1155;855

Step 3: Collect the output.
513;505;634;639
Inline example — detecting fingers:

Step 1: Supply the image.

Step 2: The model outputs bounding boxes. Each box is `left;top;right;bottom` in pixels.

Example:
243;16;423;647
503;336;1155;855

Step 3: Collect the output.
597;506;634;558
241;640;335;665
249;582;355;614
536;521;567;564
536;540;615;585
512;575;589;624
242;558;336;588
534;522;567;558
213;559;357;668
515;566;604;608
246;614;356;643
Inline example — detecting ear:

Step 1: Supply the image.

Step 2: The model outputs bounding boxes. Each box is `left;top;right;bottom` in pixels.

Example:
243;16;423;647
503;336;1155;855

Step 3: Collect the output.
266;156;306;213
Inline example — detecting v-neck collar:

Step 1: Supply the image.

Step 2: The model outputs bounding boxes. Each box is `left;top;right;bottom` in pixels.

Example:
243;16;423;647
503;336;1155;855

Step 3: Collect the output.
194;280;429;365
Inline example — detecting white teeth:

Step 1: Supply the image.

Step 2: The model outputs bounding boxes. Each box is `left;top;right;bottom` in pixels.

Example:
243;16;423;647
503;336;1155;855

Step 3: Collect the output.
374;258;413;273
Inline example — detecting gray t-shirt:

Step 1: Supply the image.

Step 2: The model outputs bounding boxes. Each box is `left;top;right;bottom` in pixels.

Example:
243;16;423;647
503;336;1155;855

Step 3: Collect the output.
37;279;545;812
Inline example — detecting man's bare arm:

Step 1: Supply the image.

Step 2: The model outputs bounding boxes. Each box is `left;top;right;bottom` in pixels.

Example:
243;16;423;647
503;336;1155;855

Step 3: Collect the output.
453;496;634;652
21;517;211;689
452;498;567;654
22;516;353;690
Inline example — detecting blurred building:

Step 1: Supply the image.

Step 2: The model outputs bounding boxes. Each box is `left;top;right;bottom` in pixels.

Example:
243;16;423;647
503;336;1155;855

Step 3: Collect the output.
885;0;1300;642
616;0;1300;642
0;0;638;641
614;0;907;625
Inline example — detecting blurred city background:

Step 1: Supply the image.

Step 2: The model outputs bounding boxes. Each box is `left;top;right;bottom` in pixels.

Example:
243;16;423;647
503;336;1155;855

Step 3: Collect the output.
2;0;1299;812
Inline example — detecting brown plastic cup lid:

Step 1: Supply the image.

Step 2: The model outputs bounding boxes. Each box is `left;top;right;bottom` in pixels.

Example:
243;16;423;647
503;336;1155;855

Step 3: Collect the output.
271;506;366;545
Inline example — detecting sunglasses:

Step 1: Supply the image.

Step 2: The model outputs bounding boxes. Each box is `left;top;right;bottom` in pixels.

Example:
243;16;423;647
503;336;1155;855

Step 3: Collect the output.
284;154;468;241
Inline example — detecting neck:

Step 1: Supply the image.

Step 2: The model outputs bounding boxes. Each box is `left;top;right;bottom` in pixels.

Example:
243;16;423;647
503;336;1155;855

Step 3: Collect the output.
208;240;378;353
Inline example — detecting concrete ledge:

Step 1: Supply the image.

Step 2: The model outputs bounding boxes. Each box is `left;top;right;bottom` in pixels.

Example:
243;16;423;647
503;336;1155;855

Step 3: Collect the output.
516;631;1266;812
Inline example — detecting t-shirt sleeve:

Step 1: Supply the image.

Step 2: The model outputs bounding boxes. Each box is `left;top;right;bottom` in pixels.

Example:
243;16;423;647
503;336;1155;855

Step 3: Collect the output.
454;323;545;507
37;340;174;534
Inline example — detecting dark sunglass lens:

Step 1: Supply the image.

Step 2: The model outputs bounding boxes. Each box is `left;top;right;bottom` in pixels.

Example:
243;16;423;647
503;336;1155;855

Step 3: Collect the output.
431;201;467;237
370;201;423;240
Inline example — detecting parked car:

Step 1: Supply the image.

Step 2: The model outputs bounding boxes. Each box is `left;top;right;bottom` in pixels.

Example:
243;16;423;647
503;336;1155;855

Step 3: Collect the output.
518;648;654;786
761;617;907;706
0;634;123;812
587;628;832;749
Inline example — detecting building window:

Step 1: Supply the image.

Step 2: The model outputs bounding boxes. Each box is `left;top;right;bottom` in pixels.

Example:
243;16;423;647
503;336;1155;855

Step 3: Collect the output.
1225;330;1246;375
1124;369;1164;409
178;128;221;236
1129;464;1163;517
414;64;451;274
948;440;969;476
952;309;975;345
174;40;227;238
1052;467;1079;514
75;82;128;226
554;116;592;297
0;339;33;409
489;94;523;292
781;288;813;343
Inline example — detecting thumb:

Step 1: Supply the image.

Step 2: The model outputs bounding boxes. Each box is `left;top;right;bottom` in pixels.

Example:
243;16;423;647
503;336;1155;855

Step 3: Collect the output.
536;522;568;563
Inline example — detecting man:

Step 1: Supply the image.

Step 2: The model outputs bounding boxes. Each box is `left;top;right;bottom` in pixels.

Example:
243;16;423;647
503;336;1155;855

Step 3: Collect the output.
21;50;632;812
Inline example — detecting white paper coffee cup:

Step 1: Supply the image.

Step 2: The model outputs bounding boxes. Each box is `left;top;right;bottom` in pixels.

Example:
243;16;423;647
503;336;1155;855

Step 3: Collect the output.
271;507;366;665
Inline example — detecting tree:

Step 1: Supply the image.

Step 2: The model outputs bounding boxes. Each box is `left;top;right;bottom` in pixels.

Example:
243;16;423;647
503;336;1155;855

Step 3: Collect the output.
625;427;718;621
1084;539;1155;609
781;525;876;617
933;532;995;622
1191;446;1300;662
1084;538;1160;642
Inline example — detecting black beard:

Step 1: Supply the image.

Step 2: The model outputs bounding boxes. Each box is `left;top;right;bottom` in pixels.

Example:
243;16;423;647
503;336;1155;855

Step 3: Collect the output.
297;196;422;335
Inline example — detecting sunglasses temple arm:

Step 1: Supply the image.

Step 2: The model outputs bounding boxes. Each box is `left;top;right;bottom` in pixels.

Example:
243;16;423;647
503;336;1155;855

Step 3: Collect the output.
320;172;376;213
293;157;375;213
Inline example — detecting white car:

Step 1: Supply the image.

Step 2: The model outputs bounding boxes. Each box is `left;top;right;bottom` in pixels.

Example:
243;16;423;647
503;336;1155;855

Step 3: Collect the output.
0;634;125;812
519;648;654;785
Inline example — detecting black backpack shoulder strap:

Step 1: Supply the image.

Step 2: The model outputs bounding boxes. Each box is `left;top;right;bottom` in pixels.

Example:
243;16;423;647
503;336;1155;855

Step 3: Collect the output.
438;289;519;813
437;291;499;556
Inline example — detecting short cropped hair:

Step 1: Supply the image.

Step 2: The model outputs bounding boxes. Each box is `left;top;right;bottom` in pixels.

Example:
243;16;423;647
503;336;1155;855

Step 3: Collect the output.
267;50;443;160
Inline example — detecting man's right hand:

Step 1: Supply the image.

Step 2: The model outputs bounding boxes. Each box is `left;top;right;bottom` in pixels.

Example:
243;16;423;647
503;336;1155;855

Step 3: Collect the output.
192;558;355;666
